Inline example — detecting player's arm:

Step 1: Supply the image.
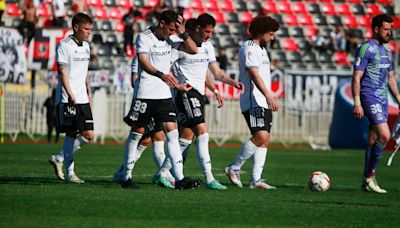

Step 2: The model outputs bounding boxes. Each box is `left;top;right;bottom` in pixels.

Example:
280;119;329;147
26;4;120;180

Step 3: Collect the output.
248;67;279;111
205;73;224;108
175;15;197;54
351;70;364;119
57;63;76;105
86;73;93;106
388;71;400;108
137;52;177;88
208;62;244;91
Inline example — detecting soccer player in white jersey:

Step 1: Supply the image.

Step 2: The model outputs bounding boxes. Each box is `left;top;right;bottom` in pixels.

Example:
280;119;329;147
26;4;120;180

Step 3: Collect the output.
48;13;93;184
225;16;280;189
119;10;201;189
112;56;175;186
157;14;244;190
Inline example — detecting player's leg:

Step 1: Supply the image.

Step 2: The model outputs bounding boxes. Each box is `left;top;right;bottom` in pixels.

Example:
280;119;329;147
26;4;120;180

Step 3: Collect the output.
152;130;166;168
363;123;390;193
361;101;389;193
113;136;149;183
64;104;94;183
179;127;194;163
194;123;226;190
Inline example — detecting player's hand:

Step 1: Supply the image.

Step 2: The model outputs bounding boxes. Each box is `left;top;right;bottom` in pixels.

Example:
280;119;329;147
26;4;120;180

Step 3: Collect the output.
215;92;224;108
161;73;178;88
353;105;364;119
267;95;279;112
175;83;192;92
234;81;245;93
68;95;76;106
175;15;185;34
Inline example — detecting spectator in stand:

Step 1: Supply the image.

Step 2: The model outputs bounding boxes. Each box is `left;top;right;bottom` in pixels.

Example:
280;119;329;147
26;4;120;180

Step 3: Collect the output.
52;0;66;27
216;47;228;71
151;0;168;22
331;26;347;52
43;89;60;143
0;0;5;26
17;0;37;46
346;30;360;57
122;8;140;56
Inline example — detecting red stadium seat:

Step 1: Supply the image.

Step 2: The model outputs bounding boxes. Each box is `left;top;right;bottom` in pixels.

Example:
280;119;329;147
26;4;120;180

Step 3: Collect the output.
359;15;371;28
305;0;318;2
343;15;358;28
277;2;292;14
220;0;235;12
206;0;219;11
366;29;373;39
348;0;362;3
214;12;226;23
116;20;124;32
88;0;104;7
95;7;109;19
263;1;278;14
146;0;159;8
38;4;52;18
306;27;318;38
109;7;122;20
183;8;193;21
6;3;22;16
299;14;314;26
337;3;352;15
292;2;308;14
319;0;332;2
334;51;350;65
240;12;253;24
285;14;299;26
283;38;299;51
367;4;381;16
322;3;336;15
376;0;392;4
118;0;133;9
393;16;400;29
191;0;204;11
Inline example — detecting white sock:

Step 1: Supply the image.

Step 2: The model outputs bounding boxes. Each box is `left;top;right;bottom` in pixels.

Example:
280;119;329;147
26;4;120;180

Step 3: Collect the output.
55;135;88;162
230;139;258;171
179;138;192;163
166;129;184;181
116;144;147;175
195;133;214;183
152;141;165;169
63;136;76;177
122;132;143;181
158;156;172;178
252;147;267;182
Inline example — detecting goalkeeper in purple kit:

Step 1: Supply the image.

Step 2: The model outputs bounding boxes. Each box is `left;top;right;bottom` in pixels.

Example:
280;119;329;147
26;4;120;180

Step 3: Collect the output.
352;14;399;193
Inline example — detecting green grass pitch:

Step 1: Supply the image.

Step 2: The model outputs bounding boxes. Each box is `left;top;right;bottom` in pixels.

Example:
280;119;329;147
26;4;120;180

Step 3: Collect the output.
1;143;400;227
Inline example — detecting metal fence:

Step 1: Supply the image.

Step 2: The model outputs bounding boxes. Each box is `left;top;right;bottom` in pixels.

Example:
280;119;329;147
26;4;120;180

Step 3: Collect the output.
0;88;334;148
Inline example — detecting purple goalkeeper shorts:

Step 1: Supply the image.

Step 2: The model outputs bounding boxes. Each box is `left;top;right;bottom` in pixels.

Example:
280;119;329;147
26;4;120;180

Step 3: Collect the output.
361;96;388;126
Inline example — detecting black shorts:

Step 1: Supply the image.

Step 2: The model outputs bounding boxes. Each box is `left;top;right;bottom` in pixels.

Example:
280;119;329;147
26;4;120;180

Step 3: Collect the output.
243;107;273;135
175;89;206;129
56;103;94;133
123;98;176;131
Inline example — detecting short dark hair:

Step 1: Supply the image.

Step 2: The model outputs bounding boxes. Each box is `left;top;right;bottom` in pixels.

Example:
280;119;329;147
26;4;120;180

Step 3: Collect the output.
372;14;393;30
197;13;216;28
72;13;92;27
159;10;179;25
248;16;279;37
185;18;198;31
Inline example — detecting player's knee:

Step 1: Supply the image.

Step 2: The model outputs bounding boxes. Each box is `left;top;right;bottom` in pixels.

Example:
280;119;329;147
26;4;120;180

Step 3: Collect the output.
152;131;165;141
81;130;94;141
379;134;390;145
252;132;270;147
140;136;152;147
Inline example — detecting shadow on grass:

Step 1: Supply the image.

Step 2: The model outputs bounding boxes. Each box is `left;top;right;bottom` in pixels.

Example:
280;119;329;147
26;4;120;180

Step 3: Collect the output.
0;176;155;188
291;200;390;208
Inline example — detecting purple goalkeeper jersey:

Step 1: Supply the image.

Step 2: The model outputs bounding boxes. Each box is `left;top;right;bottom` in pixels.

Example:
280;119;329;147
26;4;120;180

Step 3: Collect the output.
354;39;393;102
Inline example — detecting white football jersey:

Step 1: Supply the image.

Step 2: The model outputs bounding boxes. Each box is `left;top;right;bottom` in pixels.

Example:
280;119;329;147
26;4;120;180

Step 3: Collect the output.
239;40;271;111
171;41;216;95
134;28;182;99
56;35;91;105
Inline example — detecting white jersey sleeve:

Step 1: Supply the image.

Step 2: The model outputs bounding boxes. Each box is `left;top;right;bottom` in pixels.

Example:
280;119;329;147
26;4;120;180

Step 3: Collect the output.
56;42;68;64
207;42;217;63
136;34;150;54
244;44;259;68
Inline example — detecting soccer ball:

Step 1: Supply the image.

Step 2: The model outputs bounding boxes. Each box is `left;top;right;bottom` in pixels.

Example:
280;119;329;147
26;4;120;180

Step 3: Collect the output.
309;171;330;192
